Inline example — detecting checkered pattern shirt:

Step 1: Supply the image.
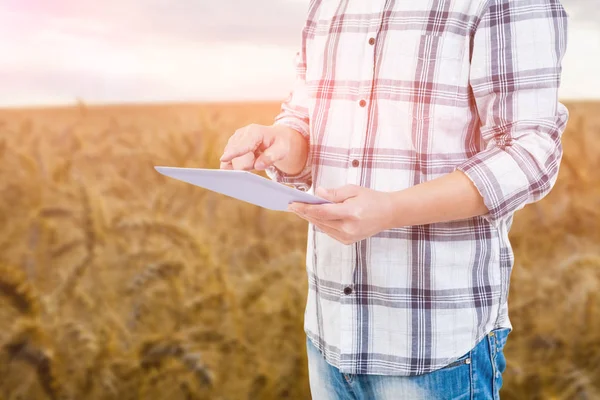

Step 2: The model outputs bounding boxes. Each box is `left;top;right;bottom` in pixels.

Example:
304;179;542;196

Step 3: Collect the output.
267;0;569;376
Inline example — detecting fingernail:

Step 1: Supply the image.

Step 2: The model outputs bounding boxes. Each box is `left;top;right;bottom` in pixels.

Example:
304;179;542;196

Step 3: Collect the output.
255;161;266;170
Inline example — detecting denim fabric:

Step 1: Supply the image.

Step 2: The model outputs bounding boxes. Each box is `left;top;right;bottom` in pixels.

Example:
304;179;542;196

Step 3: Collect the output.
307;328;510;400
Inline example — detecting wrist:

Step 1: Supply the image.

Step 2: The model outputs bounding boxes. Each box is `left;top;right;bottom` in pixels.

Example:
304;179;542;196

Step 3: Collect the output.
386;190;410;229
271;123;294;138
272;125;309;175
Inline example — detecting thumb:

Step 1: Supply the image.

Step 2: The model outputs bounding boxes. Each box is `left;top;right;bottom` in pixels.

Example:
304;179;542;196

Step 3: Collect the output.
316;185;360;203
254;140;287;170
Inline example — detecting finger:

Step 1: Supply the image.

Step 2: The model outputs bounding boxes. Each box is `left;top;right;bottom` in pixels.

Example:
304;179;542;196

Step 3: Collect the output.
220;161;233;170
303;217;351;245
289;203;351;221
231;152;257;171
295;211;344;231
315;185;361;203
220;125;262;162
293;212;344;235
254;139;287;170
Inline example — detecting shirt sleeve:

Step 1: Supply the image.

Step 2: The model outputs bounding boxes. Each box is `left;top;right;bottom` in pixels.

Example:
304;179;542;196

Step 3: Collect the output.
265;13;313;191
456;0;570;227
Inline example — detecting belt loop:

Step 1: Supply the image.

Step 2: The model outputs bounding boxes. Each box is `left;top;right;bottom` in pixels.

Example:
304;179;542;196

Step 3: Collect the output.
488;330;497;357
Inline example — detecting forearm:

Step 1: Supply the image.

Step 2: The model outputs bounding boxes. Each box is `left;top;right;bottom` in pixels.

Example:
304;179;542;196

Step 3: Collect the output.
388;170;488;228
271;125;309;176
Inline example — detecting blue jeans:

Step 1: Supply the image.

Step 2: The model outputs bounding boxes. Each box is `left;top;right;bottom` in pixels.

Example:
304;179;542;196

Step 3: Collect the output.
306;328;510;400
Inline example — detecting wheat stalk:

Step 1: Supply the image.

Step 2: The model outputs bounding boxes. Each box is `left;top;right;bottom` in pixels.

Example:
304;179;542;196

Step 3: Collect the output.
50;239;84;259
38;206;74;219
1;318;60;400
113;219;210;262
81;328;118;398
127;261;185;331
138;336;213;387
127;261;184;294
48;184;104;307
183;293;225;315
0;264;40;316
241;270;285;310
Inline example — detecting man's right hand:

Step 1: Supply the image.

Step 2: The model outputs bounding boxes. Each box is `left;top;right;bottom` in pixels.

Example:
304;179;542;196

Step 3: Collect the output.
219;124;308;175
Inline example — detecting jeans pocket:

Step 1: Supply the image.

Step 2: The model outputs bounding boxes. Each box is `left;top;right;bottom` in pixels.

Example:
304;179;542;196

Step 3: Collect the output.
443;351;472;370
494;329;510;350
493;328;510;374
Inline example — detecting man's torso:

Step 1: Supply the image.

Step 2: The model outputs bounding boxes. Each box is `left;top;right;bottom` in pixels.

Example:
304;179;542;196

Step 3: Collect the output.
302;0;517;376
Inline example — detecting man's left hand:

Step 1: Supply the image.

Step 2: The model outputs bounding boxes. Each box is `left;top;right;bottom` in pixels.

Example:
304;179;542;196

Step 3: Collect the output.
288;185;395;245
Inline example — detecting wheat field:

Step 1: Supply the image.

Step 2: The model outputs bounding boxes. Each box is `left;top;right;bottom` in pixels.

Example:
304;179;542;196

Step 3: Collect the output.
0;101;598;400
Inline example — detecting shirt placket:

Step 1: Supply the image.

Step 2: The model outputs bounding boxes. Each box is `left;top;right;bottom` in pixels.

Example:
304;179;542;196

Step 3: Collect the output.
339;6;382;369
346;42;377;187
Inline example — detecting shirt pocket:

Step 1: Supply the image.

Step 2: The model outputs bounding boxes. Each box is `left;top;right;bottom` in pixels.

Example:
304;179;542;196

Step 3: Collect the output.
393;33;469;118
415;33;468;61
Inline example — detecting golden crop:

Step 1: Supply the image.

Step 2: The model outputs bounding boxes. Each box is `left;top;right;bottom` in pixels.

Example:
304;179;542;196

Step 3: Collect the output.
0;101;598;399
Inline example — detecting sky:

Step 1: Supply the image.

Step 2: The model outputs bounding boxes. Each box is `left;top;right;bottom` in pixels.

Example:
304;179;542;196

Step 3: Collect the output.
0;0;598;107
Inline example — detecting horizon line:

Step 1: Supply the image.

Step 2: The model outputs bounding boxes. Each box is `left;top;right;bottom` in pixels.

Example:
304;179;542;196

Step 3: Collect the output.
1;97;599;112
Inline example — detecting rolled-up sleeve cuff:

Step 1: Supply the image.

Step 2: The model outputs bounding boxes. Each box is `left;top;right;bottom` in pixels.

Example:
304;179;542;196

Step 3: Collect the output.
274;116;310;141
265;163;312;192
266;119;312;191
455;147;517;227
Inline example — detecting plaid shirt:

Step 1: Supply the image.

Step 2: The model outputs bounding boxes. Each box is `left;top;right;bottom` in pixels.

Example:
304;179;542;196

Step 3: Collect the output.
267;0;569;375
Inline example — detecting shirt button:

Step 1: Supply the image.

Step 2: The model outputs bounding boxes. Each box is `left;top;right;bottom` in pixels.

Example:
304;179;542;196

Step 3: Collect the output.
351;159;360;168
369;37;376;45
344;286;353;295
359;99;367;107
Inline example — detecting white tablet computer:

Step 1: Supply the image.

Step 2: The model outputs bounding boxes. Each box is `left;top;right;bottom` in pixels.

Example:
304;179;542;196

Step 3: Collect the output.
155;167;330;211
